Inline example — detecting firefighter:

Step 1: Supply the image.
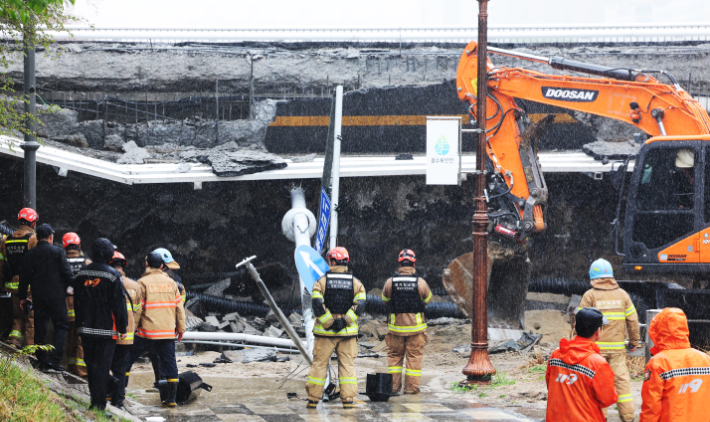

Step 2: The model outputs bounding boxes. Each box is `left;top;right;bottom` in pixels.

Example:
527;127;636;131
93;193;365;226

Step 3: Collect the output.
126;251;186;408
148;247;187;386
0;208;38;348
640;308;710;422
546;307;618;422
381;249;432;395
306;247;366;409
73;238;128;411
108;251;139;409
578;258;639;422
63;232;91;377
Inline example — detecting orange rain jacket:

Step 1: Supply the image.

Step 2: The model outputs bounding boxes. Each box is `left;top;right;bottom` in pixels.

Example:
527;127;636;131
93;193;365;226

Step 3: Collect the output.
546;336;619;422
640;308;710;422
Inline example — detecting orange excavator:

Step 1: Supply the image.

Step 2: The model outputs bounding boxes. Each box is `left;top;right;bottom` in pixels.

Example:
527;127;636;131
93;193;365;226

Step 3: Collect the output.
444;41;710;328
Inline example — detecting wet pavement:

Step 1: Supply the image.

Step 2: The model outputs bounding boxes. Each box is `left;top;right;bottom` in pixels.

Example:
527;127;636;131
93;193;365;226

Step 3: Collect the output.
126;373;543;421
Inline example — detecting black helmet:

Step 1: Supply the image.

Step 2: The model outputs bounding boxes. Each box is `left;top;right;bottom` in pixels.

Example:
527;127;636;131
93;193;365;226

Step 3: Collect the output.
146;251;164;269
575;307;609;338
92;238;115;264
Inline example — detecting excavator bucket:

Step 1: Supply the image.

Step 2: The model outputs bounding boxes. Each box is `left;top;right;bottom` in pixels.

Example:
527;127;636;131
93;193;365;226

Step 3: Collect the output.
442;243;531;330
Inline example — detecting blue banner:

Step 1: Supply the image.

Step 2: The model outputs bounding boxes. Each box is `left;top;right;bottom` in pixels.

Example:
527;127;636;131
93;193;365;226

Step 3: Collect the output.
314;188;331;254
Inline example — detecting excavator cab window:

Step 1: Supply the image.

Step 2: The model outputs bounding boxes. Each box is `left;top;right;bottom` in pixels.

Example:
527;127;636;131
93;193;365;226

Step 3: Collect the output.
628;144;699;253
636;147;695;211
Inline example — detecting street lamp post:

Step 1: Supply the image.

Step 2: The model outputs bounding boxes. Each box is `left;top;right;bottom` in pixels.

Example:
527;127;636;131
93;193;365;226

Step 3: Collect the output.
21;28;39;209
461;0;497;386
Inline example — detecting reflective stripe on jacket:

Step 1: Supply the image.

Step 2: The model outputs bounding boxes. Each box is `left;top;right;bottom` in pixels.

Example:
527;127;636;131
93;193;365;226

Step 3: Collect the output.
312;266;366;337
546;336;619;422
640;308;710;422
118;271;139;346
579;278;640;351
135;268;186;340
381;266;432;336
0;226;37;293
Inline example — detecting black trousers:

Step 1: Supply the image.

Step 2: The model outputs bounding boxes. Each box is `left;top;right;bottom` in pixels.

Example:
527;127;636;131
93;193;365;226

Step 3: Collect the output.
110;344;131;404
149;350;164;382
33;297;68;366
127;337;178;381
82;336;116;410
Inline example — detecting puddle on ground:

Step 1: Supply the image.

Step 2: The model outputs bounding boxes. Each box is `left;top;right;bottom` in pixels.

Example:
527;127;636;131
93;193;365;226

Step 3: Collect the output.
127;372;541;421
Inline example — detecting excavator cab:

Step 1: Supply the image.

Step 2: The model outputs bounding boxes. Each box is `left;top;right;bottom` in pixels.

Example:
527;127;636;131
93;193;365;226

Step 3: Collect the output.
623;136;710;274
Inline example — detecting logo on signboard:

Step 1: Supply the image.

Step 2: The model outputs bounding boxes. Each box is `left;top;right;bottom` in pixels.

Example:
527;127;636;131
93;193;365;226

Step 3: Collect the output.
435;136;450;156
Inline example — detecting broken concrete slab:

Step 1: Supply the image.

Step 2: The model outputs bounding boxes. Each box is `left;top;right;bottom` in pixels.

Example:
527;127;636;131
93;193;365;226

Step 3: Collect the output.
204;278;231;297
117;140;150;164
228;321;243;333
582;139;642;161
265;310;279;324
263;325;284;338
288;312;302;327
427;317;464;326
222;311;241;322
221;348;278;364
180;147;288;177
371;340;389;353
204;315;221;327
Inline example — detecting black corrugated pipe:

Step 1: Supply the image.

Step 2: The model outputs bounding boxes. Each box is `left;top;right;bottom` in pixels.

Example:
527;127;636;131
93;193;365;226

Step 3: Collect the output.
365;294;466;319
186;291;273;317
528;278;590;297
187;291;466;319
0;221;15;236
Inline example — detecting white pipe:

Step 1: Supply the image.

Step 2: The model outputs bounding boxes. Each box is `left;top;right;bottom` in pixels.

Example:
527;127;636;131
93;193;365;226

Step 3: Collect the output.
289;188;316;358
182;331;304;348
181;340;300;354
329;86;343;250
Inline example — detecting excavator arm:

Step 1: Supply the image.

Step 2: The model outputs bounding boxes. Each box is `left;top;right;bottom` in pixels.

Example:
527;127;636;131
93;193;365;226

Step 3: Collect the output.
455;41;710;242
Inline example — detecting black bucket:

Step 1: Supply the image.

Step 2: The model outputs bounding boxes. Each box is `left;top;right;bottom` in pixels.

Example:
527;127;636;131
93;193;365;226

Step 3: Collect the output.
154;371;213;405
0;293;13;340
366;373;392;402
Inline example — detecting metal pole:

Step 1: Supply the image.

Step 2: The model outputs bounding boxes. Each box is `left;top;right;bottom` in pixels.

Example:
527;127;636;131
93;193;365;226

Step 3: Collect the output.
328;86;343;250
238;255;313;364
461;0;496;385
21;29;39;209
215;79;219;145
645;309;661;364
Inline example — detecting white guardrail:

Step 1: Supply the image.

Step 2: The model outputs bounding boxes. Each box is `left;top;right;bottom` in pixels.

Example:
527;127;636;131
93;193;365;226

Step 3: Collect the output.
0;136;631;186
42;23;710;44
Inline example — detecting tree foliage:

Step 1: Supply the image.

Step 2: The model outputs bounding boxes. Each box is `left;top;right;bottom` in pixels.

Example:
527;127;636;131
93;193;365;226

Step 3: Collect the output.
0;0;77;148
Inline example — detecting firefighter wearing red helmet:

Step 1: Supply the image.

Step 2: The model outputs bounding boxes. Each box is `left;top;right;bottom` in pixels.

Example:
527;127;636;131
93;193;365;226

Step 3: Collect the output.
381;249;432;394
0;208;38;348
306;246;366;410
108;250;140;409
62;232;92;378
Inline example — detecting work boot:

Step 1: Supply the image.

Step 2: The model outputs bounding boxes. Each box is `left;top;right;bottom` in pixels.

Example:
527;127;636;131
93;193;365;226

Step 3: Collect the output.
306;400;319;409
403;387;420;395
154;380;167;403
342;401;355;409
161;380;178;408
